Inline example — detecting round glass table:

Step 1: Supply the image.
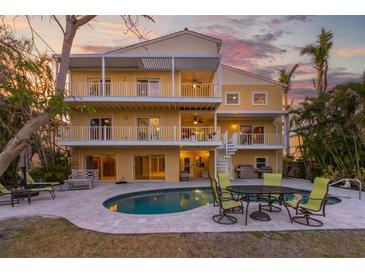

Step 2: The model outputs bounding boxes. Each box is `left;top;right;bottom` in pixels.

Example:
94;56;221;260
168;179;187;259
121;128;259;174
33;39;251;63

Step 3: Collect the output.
226;185;297;225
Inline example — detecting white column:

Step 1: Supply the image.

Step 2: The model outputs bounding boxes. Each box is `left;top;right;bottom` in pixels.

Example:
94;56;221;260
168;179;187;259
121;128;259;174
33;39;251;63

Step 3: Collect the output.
284;114;289;154
171;57;175;97
214;149;217;179
101;56;105;96
218;54;222;97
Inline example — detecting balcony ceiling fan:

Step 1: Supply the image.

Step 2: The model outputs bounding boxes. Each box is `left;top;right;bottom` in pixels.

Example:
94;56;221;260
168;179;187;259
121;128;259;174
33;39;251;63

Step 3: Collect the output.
193;116;203;125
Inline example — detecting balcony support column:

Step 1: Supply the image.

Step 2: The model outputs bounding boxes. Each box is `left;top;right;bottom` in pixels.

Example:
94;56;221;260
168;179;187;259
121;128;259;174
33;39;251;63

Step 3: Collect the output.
218;54;222;97
171;57;175;97
284;114;289;155
101;56;105;96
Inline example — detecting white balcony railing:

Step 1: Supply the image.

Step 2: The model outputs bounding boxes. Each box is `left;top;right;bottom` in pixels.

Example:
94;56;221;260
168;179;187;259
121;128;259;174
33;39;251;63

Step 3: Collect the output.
237;133;284;146
65;82;220;98
58;126;221;143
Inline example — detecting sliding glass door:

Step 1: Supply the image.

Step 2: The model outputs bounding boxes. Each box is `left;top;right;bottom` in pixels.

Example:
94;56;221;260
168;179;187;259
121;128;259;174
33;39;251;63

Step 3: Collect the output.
85;155;116;181
135;155;165;180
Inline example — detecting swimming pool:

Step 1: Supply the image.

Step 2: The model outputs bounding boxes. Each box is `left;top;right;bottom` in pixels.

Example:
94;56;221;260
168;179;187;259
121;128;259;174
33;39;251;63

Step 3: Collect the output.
103;187;341;215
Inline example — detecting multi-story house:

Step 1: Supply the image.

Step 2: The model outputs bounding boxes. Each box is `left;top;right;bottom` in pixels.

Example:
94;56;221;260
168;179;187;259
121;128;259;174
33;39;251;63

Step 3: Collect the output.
57;28;288;182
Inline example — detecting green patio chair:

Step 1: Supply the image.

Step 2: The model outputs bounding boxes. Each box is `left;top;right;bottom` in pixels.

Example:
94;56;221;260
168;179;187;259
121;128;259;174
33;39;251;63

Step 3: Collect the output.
17;171;56;199
210;177;243;225
283;177;330;227
261;173;283;212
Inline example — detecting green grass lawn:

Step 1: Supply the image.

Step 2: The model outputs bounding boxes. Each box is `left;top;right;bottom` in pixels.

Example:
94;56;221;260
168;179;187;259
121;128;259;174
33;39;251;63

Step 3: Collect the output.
0;216;364;258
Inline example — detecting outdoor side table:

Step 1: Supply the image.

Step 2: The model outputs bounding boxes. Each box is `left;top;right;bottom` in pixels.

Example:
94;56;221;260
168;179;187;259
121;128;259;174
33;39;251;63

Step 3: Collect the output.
226;185;296;225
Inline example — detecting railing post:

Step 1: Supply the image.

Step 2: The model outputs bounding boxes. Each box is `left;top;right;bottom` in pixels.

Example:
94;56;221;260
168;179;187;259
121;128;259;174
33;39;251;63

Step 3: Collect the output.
171;57;175;97
101;56;105;96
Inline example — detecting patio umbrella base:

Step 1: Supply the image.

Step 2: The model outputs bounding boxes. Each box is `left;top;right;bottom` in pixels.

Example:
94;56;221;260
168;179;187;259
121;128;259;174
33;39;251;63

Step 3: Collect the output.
260;204;282;212
250;211;271;221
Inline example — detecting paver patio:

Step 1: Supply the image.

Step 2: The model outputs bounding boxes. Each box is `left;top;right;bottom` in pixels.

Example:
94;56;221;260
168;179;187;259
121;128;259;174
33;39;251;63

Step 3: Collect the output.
0;178;364;234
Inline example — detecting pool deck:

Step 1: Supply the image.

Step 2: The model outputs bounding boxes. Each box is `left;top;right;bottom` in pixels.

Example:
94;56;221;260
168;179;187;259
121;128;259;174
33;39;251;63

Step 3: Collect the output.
0;178;364;234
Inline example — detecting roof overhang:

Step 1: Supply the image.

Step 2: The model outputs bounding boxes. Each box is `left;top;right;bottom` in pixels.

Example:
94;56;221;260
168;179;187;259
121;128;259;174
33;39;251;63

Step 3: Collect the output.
217;110;288;119
67;56;220;71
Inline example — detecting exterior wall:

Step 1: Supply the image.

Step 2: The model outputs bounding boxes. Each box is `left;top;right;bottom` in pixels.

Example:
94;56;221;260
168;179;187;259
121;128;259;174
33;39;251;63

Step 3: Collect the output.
71;71;180;85
72;147;180;182
218;118;281;138
70;109;180;127
109;33;220;57
232;149;283;176
219;84;283;112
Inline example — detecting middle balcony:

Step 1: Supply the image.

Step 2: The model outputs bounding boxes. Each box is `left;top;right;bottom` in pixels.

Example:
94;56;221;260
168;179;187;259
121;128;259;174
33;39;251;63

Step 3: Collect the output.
57;126;222;147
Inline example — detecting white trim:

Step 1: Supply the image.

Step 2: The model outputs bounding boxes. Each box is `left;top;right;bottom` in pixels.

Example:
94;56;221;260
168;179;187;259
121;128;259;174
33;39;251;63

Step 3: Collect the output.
252;91;268;106
225;91;240;106
255;156;268;169
57;140;222;147
64;96;222;103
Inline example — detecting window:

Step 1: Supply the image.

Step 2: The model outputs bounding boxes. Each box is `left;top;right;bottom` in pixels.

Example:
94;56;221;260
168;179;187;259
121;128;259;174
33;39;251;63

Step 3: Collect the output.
89;117;112;140
255;157;267;169
137;79;160;96
137;117;160;140
252;92;268;105
225;92;240;105
87;79;111;96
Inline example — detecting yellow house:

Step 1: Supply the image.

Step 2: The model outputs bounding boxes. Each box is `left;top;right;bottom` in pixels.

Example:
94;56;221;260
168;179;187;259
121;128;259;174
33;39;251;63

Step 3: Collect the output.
57;28;288;182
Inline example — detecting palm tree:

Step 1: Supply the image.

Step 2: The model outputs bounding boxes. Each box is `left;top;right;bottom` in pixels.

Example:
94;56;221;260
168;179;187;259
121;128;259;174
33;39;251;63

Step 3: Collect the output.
279;63;299;110
300;28;334;93
278;63;299;157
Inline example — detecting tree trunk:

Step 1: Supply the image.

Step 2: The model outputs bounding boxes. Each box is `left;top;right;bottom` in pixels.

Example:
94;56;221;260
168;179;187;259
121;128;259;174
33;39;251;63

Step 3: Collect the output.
0;15;96;179
0;112;50;177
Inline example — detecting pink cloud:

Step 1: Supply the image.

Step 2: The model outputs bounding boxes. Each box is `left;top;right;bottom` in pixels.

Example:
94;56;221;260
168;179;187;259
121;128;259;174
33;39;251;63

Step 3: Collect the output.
336;46;365;57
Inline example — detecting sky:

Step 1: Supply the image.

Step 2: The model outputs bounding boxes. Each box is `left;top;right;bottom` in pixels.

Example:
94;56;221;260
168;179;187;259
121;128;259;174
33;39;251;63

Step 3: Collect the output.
4;15;365;105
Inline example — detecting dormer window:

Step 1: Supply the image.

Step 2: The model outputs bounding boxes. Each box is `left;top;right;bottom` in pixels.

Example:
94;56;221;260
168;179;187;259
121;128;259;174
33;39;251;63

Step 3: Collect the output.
252;92;268;105
225;92;240;105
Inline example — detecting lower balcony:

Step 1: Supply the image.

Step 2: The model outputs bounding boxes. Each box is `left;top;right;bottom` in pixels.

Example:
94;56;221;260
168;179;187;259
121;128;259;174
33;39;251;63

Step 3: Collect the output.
57;126;221;147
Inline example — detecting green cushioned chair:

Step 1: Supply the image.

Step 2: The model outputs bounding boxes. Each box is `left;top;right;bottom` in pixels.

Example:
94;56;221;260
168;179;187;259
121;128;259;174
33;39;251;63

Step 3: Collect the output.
23;171;61;188
17;171;56;199
217;173;239;199
210;177;243;225
283;177;330;227
261;173;283;212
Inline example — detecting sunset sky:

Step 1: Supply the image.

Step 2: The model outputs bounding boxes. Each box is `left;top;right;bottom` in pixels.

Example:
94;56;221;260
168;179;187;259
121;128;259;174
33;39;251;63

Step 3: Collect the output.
5;15;365;104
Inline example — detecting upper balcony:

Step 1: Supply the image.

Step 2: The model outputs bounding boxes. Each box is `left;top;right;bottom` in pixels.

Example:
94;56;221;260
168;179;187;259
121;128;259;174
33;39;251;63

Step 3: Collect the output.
64;82;221;110
63;54;222;111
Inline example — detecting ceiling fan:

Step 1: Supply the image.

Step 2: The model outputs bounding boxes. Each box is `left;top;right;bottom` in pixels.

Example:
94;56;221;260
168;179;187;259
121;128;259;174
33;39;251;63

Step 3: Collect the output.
193;116;203;125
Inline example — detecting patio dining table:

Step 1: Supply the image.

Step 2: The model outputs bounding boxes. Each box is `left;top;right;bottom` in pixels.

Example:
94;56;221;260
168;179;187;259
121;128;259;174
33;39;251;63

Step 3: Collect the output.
226;185;297;225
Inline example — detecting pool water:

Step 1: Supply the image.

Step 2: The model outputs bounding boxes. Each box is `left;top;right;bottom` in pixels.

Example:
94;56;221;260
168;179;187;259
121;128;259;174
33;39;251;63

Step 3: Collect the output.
104;188;214;214
103;187;341;215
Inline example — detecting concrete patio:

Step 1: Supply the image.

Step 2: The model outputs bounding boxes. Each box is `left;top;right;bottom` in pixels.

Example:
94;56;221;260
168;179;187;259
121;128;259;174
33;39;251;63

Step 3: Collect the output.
0;178;364;234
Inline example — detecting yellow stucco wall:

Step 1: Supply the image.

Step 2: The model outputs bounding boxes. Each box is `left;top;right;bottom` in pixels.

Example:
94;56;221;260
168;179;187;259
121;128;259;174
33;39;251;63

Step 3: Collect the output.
71;71;180;84
72;146;180;182
70;109;180;127
218;118;282;138
232;149;282;176
218;84;283;111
